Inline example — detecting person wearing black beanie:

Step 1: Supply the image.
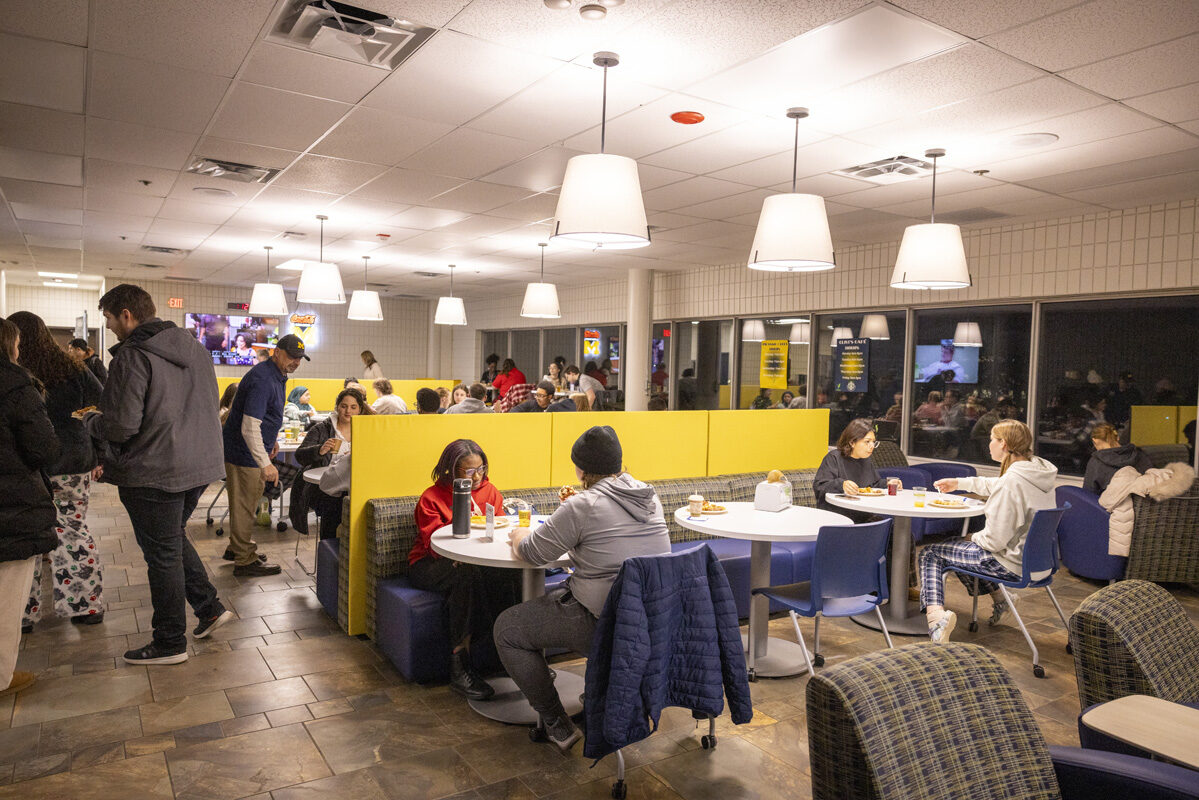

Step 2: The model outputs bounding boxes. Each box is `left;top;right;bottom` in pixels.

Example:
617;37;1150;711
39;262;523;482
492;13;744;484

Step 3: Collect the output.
570;425;622;475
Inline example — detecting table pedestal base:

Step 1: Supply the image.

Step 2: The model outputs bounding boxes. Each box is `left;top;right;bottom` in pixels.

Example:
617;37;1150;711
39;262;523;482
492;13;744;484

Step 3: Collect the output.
467;671;585;725
850;609;930;636
742;632;809;679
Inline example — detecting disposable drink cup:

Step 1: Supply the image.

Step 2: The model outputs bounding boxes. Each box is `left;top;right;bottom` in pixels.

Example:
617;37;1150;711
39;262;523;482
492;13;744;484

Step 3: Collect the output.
329;438;343;454
688;494;704;516
887;478;899;496
913;486;926;508
518;507;531;527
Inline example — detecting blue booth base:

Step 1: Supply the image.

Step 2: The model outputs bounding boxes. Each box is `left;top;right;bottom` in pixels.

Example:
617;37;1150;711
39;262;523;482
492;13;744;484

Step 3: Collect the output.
315;539;339;621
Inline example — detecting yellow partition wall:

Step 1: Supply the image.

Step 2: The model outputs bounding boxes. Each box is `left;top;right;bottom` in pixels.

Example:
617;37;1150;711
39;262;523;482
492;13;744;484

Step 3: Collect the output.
217;375;458;414
1131;405;1180;445
216;376;239;400
706;409;829;474
549;411;710;485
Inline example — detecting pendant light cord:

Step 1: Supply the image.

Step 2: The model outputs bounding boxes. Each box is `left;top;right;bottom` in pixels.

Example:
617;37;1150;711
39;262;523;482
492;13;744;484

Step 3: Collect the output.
362;256;369;289
600;64;608;154
791;114;799;193
448;264;454;297
264;246;272;283
930;155;938;224
539;243;546;281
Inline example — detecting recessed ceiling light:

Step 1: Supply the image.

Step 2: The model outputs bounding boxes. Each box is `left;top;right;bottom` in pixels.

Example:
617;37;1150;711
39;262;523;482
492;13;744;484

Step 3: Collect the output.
1007;132;1059;149
192;186;237;198
38;271;78;279
43;281;79;288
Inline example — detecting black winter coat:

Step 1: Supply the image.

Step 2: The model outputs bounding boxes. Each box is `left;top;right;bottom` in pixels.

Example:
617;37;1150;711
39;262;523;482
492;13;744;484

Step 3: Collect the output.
44;366;103;475
290;417;338;536
0;360;61;562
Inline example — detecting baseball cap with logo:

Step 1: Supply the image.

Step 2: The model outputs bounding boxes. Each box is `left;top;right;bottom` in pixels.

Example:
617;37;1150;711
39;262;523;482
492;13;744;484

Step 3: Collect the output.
275;334;310;361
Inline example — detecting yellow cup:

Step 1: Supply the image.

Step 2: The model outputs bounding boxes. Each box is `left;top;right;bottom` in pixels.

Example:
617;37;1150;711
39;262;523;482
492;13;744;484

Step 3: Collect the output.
913;486;926;508
518;507;531;527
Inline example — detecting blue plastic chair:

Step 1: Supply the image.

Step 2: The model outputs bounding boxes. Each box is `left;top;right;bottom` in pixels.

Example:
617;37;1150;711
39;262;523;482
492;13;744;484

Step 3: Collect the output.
946;503;1073;678
751;519;894;678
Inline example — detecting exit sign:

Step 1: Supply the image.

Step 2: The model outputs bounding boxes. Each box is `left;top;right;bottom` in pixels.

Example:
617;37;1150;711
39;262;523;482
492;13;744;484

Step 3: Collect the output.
227;302;250;311
167;297;184;309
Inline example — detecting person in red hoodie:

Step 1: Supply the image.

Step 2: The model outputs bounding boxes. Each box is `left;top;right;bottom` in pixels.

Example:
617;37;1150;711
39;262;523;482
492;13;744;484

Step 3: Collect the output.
490;358;527;400
408;439;521;700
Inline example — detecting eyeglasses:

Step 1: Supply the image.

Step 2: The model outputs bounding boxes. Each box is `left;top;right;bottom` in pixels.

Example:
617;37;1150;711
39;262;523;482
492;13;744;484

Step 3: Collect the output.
535;392;550;400
860;439;879;447
461;466;487;477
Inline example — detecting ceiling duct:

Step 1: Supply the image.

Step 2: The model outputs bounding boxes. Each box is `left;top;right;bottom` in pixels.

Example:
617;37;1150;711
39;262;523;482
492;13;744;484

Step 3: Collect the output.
187;158;281;184
138;245;191;256
834;155;936;185
269;0;435;71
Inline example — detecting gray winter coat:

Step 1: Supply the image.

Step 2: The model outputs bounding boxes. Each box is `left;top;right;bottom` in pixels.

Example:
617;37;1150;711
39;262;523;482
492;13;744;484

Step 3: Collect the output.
84;319;224;492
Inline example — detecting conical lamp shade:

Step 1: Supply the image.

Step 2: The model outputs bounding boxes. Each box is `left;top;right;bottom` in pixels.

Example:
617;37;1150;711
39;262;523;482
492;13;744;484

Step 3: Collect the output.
860;314;890;340
520;282;560;319
296;261;345;304
890;223;971;289
551;153;649;249
788;321;810;344
742;320;765;342
347;290;383;321
832;327;854;345
748;193;835;271
434;296;467;326
953;321;982;347
248;282;288;316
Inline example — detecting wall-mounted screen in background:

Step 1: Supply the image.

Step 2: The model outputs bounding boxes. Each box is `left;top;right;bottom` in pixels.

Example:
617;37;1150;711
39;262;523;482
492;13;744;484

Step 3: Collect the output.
185;313;280;366
914;339;980;384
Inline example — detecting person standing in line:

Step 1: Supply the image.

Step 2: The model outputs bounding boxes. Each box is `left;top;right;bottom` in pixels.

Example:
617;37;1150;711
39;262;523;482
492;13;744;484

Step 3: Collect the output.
81;284;234;665
361;350;384;382
222;334;310;575
9;312;105;630
0;317;60;697
67;338;107;385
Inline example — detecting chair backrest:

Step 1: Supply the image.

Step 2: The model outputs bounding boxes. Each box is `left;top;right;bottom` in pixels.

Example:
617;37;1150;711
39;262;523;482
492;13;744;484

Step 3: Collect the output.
806;642;1061;800
496;383;533;412
876;466;931;490
873;419;899;442
1019;504;1070;584
919;462;977;483
811;519;892;608
872;440;908;468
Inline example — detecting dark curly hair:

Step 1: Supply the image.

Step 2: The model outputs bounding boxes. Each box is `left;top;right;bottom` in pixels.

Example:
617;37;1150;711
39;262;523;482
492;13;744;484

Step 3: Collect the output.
431;439;488;487
7;311;82;389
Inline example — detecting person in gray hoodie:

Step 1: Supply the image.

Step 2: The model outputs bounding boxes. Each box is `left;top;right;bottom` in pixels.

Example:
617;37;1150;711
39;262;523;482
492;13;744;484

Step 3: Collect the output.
918;419;1058;645
494;426;671;752
82;284;232;666
442;382;493;414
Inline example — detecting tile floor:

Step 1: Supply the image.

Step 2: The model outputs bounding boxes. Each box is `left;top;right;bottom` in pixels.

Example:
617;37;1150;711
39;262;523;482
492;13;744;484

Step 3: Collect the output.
2;483;1197;799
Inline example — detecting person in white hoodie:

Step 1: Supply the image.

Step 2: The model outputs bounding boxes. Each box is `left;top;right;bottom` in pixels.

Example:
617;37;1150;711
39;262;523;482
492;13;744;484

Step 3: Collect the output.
918;420;1058;644
494;426;671;752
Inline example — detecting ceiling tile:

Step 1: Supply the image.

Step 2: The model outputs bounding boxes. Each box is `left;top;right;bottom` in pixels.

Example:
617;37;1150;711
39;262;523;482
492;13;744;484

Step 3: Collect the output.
1062;170;1199;208
888;0;1080;39
636;163;694;192
641;176;755;212
271;155;388;195
877;183;1049;218
310;107;453;166
401;128;542;180
829;170;995;210
361;0;470;28
983;0;1199;72
385;206;471;230
10;203;82;226
208;83;351;152
239;42;388;104
91;0;277;77
672;189;778;221
84;159;180;197
0;32;85;113
164;172;263;206
156;199;237;226
1061;34;1199;100
0;0;90;46
563;93;753;160
85;118;198;171
192;138;300;172
1019;147;1199;195
425;181;533;214
89;51;231;134
0;178;82;207
708;137;889;186
1123;82;1199;124
483;147;583;192
83;210;154;233
640;117;823;175
486;192;560;223
147;218;218;239
0;102;84;156
350;168;464;204
1178;119;1199;136
982;126;1199;183
0;146;81;185
83;189;164;216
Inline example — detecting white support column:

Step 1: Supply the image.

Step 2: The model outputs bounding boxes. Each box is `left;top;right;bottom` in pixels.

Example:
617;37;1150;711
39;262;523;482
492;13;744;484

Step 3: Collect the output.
624;268;653;411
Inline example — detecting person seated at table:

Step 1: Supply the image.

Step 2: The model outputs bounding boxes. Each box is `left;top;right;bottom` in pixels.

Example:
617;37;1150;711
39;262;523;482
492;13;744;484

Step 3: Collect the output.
569;391;591;412
584;360;607;389
449;384;468;407
370;379;408;415
295;388;372;539
1084;422;1152;495
919;420;1057;644
788;384;808;409
510;381;556;413
283;386;316;423
314;453;351;538
647;395;667;411
491;359;526;399
914;391;944;425
883;392;903;421
220;382;239;426
941;389;967;429
415;387;441;414
410;439;522;700
444;383;494;414
814;418;894;523
774;390;794;409
342;378;367;396
436;386;452;411
543;362;564;392
495;426;670;750
480;353;500;385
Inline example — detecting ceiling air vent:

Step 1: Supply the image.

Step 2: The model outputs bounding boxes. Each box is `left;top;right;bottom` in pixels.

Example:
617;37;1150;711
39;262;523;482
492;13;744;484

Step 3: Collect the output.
268;0;436;71
187;158;280;185
165;276;203;283
833;155;935;185
938;208;1010;225
414;271;440;278
281;231;307;239
139;245;190;256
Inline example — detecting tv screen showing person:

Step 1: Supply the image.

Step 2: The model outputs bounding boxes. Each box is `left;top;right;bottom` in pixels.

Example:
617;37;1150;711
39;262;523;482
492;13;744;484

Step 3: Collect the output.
915;339;979;384
185;313;279;366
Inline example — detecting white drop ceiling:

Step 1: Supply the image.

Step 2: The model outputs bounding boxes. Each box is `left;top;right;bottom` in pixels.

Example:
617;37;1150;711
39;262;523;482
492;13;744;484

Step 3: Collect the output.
0;0;1197;299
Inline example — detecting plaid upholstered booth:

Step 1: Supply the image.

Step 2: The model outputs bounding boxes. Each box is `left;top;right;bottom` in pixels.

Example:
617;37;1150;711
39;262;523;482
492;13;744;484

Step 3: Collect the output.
807;642;1199;800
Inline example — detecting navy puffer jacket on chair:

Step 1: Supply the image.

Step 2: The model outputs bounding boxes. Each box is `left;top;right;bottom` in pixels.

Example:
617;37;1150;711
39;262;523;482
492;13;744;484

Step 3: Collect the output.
583;544;753;760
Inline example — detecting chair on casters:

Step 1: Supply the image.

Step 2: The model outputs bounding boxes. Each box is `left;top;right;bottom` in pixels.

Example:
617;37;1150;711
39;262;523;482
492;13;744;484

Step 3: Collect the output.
946;504;1072;678
751;519;894;677
205;480;227;535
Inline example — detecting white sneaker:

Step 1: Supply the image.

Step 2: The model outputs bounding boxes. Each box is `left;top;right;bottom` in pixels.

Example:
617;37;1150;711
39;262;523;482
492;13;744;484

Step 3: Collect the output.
929;611;957;645
988;593;1018;627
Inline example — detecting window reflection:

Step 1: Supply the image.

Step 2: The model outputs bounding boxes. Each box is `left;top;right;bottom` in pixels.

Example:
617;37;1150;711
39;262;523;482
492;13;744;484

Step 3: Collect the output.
672;320;733;409
815;312;906;445
737;318;810;410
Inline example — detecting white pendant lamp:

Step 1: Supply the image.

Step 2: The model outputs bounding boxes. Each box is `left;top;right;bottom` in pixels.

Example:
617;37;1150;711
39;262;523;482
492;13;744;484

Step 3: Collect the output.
748;108;835;272
890;149;971;290
953;321;983;347
788;321;810;344
521;243;561;319
248;245;288;316
434;264;467;326
347;255;383;321
860;314;890;340
295;215;346;304
742;319;766;342
550;52;650;250
831;326;854;345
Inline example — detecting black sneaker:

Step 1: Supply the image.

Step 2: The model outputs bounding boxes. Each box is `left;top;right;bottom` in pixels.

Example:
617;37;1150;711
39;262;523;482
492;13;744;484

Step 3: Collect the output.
71;612;105;625
193;609;235;639
124;642;188;665
20;623;32;635
222;548;267;562
233;560;283;577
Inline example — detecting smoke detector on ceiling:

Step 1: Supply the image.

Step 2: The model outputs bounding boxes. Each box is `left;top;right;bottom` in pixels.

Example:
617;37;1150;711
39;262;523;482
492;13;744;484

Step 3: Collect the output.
269;0;435;70
543;0;624;20
187;158;280;185
833;154;936;185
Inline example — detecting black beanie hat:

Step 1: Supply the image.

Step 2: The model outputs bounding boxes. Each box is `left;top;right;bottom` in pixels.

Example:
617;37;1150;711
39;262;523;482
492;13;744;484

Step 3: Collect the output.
571;425;623;475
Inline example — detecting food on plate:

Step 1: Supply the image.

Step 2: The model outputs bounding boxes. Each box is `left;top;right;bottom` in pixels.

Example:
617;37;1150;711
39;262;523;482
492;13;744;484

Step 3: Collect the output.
470;515;509;528
558;485;578;502
700;501;727;514
857;487;886;496
766;469;786;483
72;405;98;418
931;497;966;508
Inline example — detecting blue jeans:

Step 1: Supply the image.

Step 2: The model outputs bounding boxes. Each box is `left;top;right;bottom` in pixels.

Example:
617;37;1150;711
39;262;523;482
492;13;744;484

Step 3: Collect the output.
118;485;225;651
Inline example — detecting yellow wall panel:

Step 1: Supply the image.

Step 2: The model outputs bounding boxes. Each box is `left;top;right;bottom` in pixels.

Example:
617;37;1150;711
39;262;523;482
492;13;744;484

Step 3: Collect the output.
707;408;829;474
1131;405;1180;445
549;411;710;486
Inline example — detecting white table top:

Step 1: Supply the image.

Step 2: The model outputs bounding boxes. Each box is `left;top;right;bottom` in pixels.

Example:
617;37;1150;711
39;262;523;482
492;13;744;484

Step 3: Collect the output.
826;489;986;519
1081;695;1199;769
673;502;851;542
275;441;301;453
430;518;572;570
303;465;328;484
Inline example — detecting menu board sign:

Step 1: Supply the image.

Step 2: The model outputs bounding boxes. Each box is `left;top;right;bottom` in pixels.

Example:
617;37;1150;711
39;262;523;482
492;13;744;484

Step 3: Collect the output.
834;338;870;393
759;339;788;389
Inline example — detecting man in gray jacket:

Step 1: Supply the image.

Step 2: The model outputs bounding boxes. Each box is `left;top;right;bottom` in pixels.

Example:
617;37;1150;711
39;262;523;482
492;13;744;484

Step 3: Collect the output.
443;382;493;414
83;284;232;665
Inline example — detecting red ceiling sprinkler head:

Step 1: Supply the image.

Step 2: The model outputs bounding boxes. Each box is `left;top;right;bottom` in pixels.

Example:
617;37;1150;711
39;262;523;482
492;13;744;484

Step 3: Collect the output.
670;111;705;124
375;233;391;240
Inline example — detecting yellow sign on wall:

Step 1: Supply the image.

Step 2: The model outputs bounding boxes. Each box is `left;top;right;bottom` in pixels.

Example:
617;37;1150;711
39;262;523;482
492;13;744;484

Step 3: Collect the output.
759;339;789;390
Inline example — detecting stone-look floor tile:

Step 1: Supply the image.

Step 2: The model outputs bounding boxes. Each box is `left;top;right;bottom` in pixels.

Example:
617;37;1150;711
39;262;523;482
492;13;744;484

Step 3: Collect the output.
148;648;274;702
172;722;226;746
13;752;70;783
367;746;487;799
124;733;176;757
259;636;379;680
303;665;394;701
38;705;142;754
0;752;173;800
70;741;125;770
229;588;323;620
12;668;151;727
262;611;337;634
225;676;317;716
166;722;331;800
0;694;13;731
267;705;313;727
0;764;10;787
220;713;270;738
192;616;270;643
229;636;266;650
454;729;574;785
647;735;810;800
14;648;49;673
470;777;540;800
741;717;811;774
296;628;335;640
305;705;461;774
0;724;40;764
263;631;300;646
307;698;354;719
270;768;390;800
140;690;234;735
44;634;130;667
541;767;686;800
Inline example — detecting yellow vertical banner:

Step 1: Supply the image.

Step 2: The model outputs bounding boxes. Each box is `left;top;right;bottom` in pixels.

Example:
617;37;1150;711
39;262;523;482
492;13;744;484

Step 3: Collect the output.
759;340;788;390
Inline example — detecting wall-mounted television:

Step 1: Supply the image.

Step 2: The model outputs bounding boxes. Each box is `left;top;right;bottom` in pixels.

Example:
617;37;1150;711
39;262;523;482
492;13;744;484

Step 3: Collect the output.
185;313;280;366
914;338;980;384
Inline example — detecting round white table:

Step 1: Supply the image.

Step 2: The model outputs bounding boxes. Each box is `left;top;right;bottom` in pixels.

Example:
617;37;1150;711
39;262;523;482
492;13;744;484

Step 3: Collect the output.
673;503;851;679
431;517;582;724
826;490;985;635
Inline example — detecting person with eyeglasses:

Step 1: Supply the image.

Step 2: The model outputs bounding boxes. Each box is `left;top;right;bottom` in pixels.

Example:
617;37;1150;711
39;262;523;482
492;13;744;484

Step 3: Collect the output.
409;439;521;701
813;418;898;523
